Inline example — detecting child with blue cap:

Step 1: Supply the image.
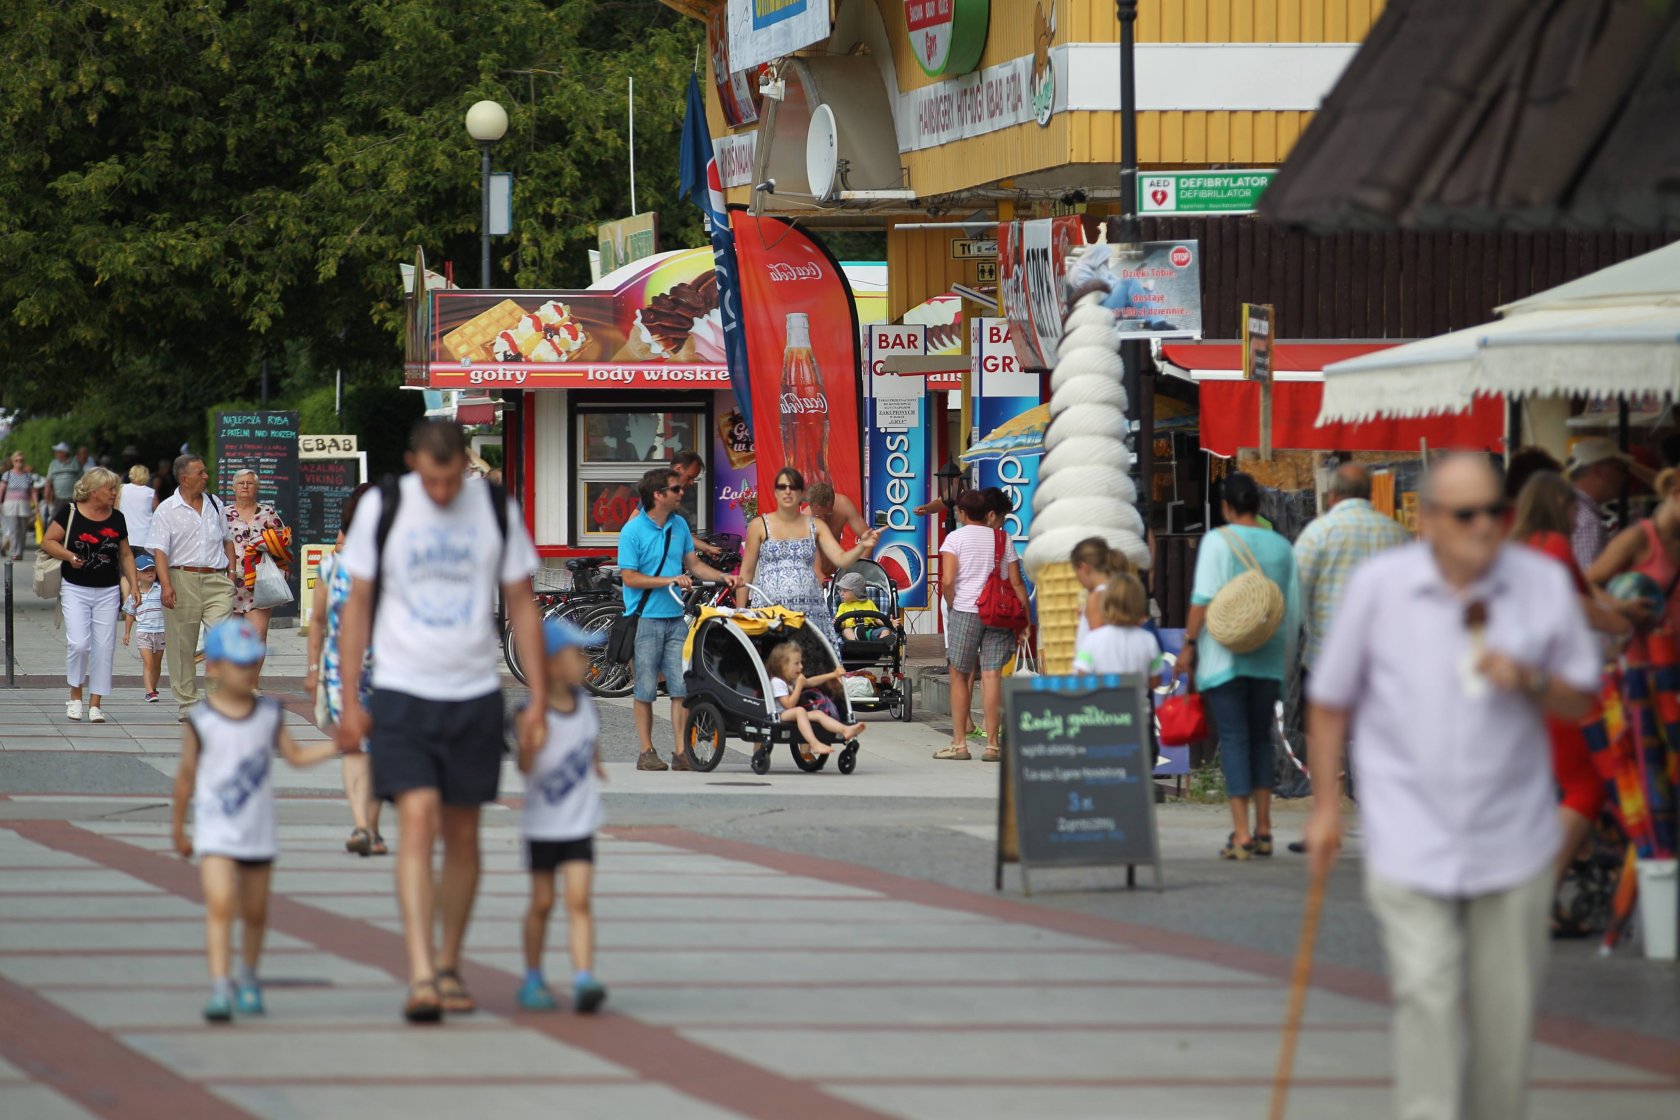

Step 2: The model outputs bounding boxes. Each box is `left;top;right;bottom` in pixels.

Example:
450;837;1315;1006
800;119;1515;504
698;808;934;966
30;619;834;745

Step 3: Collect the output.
170;619;347;1022
516;617;609;1013
123;553;166;702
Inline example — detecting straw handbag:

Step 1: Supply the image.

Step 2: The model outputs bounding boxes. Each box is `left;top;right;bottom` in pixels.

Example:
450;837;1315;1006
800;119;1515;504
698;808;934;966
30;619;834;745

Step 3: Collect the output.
1206;529;1285;654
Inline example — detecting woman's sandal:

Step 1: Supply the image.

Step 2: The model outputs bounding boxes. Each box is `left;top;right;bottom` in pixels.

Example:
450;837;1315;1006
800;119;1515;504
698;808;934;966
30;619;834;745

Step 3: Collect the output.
1253;833;1274;857
1219;833;1255;861
346;828;372;857
981;746;1001;763
403;980;443;1024
369;833;389;856
933;744;972;760
434;969;476;1014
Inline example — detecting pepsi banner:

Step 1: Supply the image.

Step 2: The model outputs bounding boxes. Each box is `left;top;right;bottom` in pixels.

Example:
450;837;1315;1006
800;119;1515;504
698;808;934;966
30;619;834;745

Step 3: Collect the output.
732;208;865;508
972;317;1039;558
868;361;930;609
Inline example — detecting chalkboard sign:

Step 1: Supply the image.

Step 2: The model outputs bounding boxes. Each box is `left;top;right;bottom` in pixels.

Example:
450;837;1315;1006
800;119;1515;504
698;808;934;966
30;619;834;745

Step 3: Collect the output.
214;410;301;619
998;674;1163;894
296;455;366;544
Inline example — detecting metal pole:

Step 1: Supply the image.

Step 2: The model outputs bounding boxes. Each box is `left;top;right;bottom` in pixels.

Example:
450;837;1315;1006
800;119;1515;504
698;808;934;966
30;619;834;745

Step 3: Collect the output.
1116;1;1152;540
480;143;493;289
335;367;343;419
628;77;638;217
4;559;15;688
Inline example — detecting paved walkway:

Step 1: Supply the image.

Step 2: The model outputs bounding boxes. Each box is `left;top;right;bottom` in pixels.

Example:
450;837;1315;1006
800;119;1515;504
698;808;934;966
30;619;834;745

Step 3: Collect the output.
0;814;1676;1120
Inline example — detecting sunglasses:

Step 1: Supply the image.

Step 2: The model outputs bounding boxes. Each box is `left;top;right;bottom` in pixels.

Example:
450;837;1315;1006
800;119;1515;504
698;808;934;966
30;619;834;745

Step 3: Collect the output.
661;484;686;495
774;483;801;492
1436;502;1506;524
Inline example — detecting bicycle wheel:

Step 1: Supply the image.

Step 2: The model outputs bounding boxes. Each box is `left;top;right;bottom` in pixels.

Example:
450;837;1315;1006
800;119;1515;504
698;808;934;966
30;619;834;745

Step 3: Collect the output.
577;602;635;698
502;623;528;687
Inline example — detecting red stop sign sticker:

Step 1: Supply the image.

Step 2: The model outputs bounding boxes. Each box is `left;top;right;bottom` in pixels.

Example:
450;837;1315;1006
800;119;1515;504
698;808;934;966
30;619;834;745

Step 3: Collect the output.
1170;246;1193;268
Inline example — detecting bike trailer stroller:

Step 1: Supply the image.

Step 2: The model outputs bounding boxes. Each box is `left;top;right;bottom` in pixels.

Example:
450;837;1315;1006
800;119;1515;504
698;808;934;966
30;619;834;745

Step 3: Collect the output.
825;559;912;721
679;604;860;775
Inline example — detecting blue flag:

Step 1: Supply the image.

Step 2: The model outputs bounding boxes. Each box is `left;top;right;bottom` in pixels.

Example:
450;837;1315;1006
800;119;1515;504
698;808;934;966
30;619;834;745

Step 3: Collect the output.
680;73;754;428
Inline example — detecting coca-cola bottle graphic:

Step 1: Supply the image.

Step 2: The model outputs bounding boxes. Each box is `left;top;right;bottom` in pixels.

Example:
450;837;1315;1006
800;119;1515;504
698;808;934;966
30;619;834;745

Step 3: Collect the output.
778;312;831;486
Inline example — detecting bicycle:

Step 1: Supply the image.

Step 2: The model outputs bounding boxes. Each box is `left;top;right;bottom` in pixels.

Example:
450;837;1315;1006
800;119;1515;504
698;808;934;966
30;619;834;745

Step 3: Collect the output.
576;578;738;699
503;556;618;686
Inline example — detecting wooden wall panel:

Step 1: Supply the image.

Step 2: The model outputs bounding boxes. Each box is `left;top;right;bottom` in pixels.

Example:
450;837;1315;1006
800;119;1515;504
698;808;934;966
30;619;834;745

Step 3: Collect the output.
1139;217;1673;341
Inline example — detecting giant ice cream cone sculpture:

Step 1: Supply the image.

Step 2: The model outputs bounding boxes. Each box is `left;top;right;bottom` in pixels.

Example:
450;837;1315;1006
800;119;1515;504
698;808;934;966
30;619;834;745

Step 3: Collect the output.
1026;293;1149;674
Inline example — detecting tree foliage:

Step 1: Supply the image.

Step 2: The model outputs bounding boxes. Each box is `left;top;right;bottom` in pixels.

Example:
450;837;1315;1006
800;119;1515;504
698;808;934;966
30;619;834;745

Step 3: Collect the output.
0;0;704;449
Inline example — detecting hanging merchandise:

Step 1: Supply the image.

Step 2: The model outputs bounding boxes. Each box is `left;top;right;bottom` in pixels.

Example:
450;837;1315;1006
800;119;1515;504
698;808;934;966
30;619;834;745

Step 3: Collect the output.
1026;293;1149;675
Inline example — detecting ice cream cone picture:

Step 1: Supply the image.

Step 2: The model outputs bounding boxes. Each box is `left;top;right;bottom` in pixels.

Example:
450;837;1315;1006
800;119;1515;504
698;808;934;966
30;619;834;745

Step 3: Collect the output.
613;272;718;362
1462;599;1490;698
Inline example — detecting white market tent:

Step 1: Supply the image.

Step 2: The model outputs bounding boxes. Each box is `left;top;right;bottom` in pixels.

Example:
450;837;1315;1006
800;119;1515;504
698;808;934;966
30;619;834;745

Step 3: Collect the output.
1319;241;1680;423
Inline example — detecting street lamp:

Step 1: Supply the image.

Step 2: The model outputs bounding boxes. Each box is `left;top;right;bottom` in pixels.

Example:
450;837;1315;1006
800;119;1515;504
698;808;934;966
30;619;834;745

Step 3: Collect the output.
935;460;966;533
465;99;509;288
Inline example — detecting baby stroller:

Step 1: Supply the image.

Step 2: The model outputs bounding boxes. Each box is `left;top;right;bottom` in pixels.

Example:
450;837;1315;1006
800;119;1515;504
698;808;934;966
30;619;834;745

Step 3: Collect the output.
680;603;862;776
825;559;912;722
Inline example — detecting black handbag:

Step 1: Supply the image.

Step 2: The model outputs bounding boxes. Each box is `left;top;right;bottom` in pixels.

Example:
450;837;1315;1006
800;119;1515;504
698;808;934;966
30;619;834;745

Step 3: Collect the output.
607;525;674;665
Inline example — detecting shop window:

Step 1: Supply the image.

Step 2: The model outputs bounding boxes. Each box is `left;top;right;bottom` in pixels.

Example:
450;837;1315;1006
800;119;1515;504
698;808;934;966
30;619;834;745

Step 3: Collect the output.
572;402;707;546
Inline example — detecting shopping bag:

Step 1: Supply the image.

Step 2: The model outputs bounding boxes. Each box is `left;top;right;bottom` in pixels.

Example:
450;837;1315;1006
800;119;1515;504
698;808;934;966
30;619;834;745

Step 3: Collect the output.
1157;689;1208;746
31;505;71;599
1013;638;1039;677
252;554;294;610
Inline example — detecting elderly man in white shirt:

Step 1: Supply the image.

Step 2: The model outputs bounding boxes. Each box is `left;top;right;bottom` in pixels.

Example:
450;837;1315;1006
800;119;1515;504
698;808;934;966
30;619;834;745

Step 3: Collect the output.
1306;455;1599;1120
149;453;238;717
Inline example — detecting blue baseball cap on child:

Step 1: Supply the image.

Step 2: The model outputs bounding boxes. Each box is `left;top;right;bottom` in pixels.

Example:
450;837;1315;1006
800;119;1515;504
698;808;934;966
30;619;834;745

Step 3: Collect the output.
134;554;155;571
204;618;267;666
544;618;606;656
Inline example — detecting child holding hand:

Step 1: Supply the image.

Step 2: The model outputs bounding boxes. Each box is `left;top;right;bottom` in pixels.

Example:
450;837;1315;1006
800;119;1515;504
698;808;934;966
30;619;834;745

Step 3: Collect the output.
518;619;609;1014
767;640;865;755
171;619;344;1023
123;555;166;702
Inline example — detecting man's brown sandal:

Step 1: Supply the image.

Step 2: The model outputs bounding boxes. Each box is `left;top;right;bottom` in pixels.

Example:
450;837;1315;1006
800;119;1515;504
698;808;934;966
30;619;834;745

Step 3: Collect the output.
435;969;476;1014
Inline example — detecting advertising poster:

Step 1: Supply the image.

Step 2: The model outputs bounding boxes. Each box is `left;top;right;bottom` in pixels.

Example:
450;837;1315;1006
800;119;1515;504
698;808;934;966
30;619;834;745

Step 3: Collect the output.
867;326;931;609
727;0;831;73
730;208;865;510
711;391;757;540
597;212;660;278
1101;241;1205;339
708;5;760;128
997;217;1083;371
971;318;1039;557
409;250;732;391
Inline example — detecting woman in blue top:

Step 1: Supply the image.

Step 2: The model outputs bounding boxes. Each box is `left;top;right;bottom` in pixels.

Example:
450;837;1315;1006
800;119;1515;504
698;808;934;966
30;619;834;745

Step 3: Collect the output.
306;483;384;857
1180;473;1301;861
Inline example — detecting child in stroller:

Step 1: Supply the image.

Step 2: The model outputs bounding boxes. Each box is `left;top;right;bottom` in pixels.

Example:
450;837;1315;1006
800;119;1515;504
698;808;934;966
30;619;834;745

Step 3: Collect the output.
834;572;890;641
767;640;866;756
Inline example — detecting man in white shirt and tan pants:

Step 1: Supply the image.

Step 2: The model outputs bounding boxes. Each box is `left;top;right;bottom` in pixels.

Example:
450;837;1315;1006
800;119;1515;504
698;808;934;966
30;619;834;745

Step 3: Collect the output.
1306;455;1600;1120
149;453;238;718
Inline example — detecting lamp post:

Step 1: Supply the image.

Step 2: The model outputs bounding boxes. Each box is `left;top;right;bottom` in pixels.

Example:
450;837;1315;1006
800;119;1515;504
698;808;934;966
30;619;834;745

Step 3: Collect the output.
1114;0;1152;539
935;460;966;534
465;99;509;288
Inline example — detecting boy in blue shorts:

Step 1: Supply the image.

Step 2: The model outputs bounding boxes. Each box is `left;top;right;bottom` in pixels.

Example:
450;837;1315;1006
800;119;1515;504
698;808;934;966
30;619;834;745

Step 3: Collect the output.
517;619;608;1013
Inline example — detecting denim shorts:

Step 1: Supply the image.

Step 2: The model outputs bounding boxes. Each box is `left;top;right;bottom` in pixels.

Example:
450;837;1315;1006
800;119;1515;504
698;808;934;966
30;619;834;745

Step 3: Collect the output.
633;614;689;703
1203;676;1280;799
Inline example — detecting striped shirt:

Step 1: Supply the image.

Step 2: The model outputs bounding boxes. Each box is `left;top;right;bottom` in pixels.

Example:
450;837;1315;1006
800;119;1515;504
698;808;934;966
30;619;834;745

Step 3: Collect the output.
1293;498;1412;669
1571;489;1610;573
150;491;231;569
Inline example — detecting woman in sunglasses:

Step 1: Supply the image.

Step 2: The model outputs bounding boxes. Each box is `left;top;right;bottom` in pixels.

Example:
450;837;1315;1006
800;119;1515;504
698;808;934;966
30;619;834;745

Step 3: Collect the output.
737;467;878;653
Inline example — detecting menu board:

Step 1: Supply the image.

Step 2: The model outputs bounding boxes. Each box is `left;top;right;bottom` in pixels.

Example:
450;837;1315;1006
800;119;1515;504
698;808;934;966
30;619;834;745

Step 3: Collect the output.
214;410;301;618
999;674;1162;892
296;455;366;544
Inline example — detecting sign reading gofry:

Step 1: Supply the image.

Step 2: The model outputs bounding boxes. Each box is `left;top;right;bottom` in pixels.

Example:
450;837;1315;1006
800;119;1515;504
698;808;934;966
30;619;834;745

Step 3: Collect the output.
905;0;990;78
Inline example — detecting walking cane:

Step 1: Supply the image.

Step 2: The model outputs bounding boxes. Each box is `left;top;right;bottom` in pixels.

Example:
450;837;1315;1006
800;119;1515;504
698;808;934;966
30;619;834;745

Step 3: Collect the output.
1267;856;1330;1120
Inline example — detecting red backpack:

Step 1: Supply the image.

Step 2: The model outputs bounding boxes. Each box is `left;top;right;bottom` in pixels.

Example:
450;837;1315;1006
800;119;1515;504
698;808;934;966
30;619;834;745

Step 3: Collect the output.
976;529;1029;631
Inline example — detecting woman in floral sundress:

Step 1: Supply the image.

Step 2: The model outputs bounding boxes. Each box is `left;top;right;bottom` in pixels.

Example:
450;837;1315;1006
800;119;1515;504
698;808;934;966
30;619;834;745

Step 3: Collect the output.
737;467;878;654
225;469;292;684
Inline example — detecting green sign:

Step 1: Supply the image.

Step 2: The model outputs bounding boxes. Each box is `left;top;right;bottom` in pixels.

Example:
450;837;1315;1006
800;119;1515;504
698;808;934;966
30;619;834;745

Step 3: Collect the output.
1139;170;1276;215
905;0;990;78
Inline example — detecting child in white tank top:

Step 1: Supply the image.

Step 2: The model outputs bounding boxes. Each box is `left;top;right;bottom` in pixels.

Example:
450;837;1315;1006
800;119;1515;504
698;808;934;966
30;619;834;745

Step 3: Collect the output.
516;619;610;1015
171;619;342;1023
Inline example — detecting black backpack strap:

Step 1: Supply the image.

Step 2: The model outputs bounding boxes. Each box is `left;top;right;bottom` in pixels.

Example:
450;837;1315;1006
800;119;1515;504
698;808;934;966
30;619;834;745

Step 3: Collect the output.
371;474;402;626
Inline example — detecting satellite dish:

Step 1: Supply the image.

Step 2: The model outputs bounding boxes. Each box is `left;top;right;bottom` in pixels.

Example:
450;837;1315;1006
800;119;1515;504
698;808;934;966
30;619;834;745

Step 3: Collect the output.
806;104;839;202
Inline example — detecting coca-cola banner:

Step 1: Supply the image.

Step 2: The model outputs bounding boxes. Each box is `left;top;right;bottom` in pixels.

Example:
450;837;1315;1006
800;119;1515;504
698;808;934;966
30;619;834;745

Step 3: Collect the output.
997;217;1083;372
730;208;864;507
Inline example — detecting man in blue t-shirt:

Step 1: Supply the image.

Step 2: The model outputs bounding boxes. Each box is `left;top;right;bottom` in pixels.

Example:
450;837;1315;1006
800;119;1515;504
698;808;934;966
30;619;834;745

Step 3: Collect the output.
618;467;737;771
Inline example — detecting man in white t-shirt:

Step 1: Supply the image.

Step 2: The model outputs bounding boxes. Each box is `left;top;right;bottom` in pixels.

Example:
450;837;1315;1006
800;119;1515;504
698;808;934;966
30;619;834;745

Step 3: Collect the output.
336;420;547;1023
